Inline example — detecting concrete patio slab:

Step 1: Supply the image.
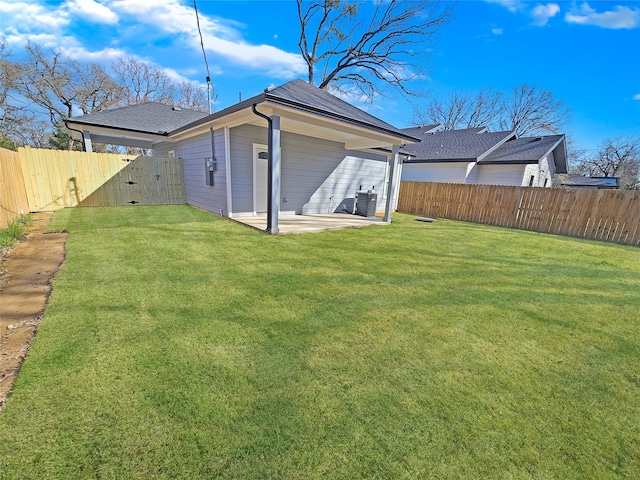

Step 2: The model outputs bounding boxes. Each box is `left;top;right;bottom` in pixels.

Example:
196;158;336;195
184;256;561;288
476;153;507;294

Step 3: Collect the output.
233;213;387;234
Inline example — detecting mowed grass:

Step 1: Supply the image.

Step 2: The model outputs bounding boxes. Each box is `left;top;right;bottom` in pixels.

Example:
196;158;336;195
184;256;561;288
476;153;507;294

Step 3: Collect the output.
1;205;638;479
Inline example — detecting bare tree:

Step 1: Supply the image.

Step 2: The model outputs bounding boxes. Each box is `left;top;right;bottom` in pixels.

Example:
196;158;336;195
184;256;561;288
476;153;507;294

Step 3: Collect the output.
500;84;570;137
0;40;27;146
412;89;502;130
112;57;209;111
297;0;454;101
574;136;640;189
15;43;122;127
412;84;570;135
0;40;17;117
7;115;51;149
174;80;209;112
75;63;124;115
2;42;209;149
112;57;175;105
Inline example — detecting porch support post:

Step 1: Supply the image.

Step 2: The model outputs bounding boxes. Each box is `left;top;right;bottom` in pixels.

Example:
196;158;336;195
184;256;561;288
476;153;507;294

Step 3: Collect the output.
83;130;93;153
383;144;400;223
268;115;281;234
224;126;232;217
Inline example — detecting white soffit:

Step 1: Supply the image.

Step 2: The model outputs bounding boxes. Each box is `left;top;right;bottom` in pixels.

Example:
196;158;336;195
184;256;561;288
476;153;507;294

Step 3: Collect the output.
169;102;411;149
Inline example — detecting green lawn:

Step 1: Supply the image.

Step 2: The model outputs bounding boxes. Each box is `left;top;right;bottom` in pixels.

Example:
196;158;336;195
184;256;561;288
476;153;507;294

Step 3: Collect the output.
1;205;638;479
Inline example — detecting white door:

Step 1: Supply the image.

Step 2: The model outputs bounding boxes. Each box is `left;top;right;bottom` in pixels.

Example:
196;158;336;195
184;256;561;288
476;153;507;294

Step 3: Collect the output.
253;144;268;214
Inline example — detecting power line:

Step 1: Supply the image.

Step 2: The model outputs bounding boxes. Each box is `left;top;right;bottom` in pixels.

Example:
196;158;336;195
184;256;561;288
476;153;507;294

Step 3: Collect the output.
194;0;212;114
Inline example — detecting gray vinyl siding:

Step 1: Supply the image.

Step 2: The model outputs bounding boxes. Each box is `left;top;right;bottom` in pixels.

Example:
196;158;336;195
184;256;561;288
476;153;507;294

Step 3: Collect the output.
476;164;527;186
153;131;228;215
401;163;469;183
229;124;388;215
281;133;388;214
230;124;267;214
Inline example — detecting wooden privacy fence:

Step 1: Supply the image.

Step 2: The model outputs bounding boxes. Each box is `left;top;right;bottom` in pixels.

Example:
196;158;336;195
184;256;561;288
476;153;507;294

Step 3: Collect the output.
0;147;186;227
0;148;30;228
398;181;640;247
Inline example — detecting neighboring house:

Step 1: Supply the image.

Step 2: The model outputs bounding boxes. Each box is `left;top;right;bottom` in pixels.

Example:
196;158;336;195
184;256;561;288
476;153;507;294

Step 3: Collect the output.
400;127;568;187
555;174;620;189
65;79;419;233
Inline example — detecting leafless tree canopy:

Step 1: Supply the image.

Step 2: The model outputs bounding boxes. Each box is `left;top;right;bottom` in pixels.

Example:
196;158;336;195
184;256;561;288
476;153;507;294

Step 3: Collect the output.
113;57;174;106
297;0;454;101
412;84;570;137
0;42;210;149
412;89;502;130
113;58;209;111
0;40;24;146
572;136;640;190
15;43;122;124
500;84;570;137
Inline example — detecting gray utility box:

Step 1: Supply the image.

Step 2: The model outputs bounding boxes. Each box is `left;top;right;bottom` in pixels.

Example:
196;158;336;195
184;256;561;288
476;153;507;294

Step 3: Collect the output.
356;191;378;217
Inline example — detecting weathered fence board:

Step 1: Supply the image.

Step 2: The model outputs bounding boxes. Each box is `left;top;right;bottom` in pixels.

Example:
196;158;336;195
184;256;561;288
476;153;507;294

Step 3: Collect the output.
0;148;30;228
398;181;640;247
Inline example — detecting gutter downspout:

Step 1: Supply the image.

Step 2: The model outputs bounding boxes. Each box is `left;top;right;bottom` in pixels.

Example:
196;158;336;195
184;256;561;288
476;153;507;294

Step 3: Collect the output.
251;104;273;233
64;122;87;152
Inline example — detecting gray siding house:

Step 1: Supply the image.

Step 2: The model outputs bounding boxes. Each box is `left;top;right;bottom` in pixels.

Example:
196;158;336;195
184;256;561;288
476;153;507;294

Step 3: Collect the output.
401;127;568;187
66;80;419;233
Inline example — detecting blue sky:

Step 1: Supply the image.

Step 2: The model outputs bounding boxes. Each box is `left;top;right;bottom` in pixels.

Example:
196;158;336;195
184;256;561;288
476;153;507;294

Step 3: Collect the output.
1;0;638;151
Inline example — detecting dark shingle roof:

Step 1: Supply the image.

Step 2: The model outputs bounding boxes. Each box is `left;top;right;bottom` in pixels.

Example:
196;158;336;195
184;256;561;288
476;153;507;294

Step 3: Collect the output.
481;135;564;164
68;80;419;144
267;79;405;134
401;127;515;162
175;79;419;142
69;102;208;135
400;125;443;138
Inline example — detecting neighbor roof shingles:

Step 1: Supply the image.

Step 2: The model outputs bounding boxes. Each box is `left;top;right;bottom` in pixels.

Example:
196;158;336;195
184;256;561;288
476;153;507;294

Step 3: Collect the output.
481;135;564;164
401;128;515;161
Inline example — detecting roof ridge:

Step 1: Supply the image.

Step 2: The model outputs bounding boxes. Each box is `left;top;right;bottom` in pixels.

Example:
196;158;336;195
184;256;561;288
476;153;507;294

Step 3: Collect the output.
476;130;517;161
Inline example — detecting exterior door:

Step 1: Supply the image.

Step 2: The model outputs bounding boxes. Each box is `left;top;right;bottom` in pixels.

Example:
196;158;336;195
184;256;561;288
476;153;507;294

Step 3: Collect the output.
253;144;268;214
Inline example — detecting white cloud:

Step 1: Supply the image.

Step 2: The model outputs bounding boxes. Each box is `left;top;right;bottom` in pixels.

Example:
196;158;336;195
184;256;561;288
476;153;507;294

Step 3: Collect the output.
60;45;127;61
4;32;76;50
634;94;640;101
566;2;640;29
107;0;306;78
531;3;560;26
205;37;306;78
108;0;241;39
1;0;306;79
491;27;504;35
484;0;527;13
0;1;70;32
65;0;118;24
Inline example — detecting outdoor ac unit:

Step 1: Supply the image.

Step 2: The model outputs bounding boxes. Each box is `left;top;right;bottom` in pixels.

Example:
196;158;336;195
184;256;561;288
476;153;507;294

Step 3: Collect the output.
356;191;377;217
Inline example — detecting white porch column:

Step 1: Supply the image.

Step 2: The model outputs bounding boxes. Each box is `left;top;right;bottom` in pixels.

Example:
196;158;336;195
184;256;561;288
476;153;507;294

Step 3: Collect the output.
83;130;93;153
383;144;400;223
269;115;281;234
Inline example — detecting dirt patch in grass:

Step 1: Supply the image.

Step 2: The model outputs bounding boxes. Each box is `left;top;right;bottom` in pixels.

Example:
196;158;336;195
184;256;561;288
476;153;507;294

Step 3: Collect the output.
0;212;67;411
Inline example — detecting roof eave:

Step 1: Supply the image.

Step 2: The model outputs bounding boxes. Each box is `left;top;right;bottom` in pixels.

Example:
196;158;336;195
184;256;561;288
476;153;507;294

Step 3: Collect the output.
404;158;476;164
65;119;170;139
479;159;539;165
263;93;420;143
